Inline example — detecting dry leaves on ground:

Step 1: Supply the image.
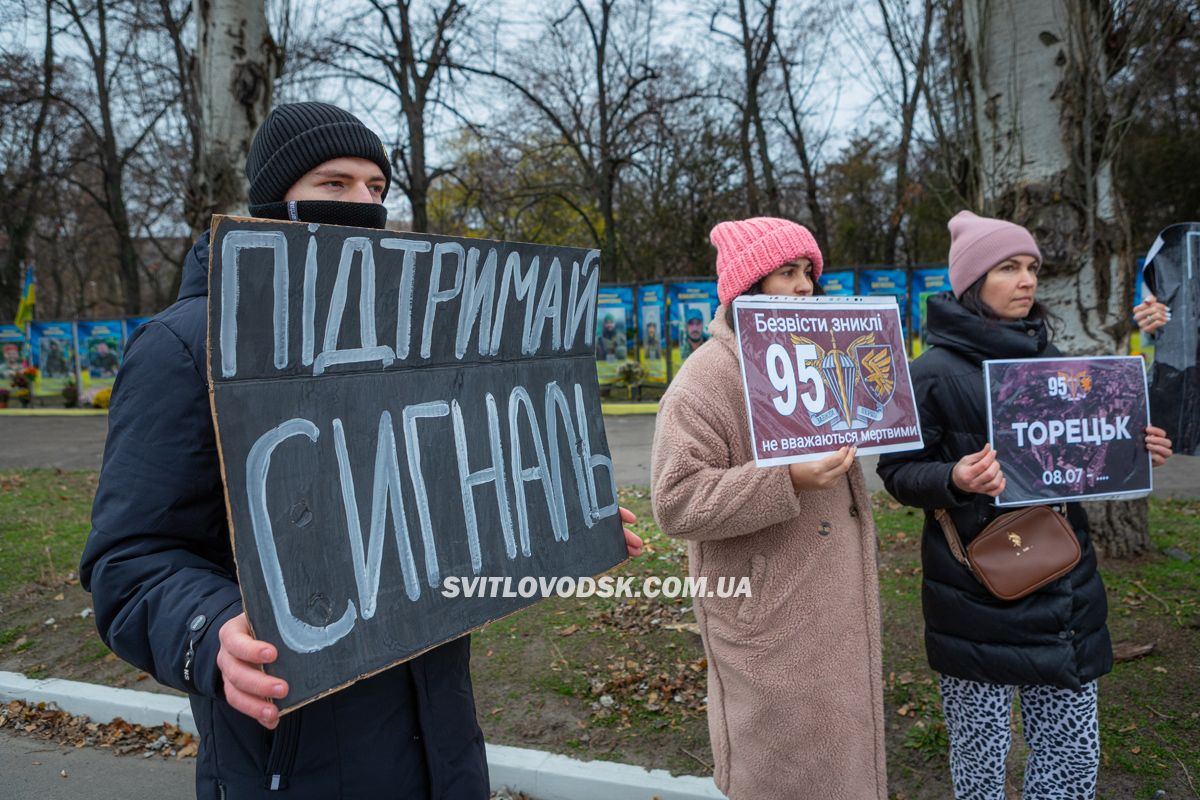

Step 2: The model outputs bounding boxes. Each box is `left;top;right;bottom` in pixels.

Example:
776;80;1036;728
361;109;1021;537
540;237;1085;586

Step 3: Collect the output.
1;699;197;758
580;600;708;723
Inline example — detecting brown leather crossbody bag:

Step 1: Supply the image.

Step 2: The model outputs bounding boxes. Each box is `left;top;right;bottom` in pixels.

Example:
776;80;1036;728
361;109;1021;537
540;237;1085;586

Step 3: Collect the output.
933;505;1081;601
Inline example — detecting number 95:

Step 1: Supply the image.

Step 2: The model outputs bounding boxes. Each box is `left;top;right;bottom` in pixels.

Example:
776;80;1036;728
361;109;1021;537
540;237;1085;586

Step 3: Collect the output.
766;343;826;416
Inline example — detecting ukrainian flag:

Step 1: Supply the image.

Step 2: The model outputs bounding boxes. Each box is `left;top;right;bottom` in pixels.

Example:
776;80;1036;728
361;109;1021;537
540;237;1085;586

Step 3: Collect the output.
14;262;35;329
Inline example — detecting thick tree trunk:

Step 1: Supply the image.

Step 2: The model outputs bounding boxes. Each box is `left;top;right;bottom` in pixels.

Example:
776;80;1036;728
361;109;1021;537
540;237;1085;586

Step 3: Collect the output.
964;0;1148;556
1082;498;1149;559
195;0;278;226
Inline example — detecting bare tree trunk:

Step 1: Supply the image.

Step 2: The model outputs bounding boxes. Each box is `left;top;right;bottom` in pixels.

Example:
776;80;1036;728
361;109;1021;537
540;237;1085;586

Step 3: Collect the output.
774;20;828;246
196;0;279;224
327;0;463;234
963;0;1145;555
878;0;934;266
717;0;780;217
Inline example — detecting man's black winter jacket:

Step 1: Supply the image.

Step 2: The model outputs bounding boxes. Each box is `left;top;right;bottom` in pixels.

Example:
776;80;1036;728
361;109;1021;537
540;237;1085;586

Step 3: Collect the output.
877;293;1113;690
80;233;489;799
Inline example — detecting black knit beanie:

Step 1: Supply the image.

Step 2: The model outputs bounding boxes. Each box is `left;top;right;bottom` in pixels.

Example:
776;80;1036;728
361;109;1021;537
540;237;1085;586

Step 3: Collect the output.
245;102;392;207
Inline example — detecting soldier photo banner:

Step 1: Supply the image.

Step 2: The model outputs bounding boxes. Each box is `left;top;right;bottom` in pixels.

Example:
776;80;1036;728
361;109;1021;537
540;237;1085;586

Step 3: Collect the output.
29;321;76;397
668;280;718;370
207;216;628;712
818;270;856;296
595;285;633;385
0;324;25;384
77;320;124;390
637;283;667;384
732;295;923;466
984;356;1152;507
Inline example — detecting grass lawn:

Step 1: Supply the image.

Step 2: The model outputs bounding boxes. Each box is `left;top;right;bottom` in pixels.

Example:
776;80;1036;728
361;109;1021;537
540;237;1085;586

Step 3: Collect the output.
1;469;1196;799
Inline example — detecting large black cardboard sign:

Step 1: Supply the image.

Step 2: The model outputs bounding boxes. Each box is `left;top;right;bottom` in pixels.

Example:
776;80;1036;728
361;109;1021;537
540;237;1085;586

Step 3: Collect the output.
206;216;627;712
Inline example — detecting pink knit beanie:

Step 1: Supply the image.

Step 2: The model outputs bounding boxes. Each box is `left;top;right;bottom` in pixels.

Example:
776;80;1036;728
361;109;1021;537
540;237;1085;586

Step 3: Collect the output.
947;211;1042;296
710;217;824;306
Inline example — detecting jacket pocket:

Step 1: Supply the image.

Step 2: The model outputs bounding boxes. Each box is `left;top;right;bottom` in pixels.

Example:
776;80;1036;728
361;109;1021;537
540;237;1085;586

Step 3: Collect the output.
735;554;768;627
261;713;302;792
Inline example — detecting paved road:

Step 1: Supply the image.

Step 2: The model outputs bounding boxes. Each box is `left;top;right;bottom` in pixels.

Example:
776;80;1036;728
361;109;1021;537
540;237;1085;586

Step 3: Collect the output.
1;413;1197;496
0;727;194;799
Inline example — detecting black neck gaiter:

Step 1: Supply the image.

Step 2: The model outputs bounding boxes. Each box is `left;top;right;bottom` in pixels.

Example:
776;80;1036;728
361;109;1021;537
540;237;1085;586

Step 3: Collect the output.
248;200;389;230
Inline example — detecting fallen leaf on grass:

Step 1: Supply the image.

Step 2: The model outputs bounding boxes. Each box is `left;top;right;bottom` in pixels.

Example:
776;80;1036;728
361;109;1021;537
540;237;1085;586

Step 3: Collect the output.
559;624;579;636
662;622;700;635
1112;641;1155;662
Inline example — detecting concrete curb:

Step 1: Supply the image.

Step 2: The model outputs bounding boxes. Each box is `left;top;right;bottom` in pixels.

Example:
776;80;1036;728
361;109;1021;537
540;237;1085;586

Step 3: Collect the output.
0;672;193;731
0;671;724;800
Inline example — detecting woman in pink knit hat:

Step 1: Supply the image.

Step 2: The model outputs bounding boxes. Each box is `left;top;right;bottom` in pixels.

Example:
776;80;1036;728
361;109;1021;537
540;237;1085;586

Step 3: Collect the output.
651;218;888;800
877;211;1174;799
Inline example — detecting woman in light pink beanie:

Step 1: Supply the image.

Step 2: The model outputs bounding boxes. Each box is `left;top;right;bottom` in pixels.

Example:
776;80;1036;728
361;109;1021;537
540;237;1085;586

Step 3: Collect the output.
710;217;825;305
650;217;889;799
877;210;1174;799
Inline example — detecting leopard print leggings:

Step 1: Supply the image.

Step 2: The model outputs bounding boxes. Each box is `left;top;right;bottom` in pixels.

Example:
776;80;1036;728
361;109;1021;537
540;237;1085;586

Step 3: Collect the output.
939;675;1100;799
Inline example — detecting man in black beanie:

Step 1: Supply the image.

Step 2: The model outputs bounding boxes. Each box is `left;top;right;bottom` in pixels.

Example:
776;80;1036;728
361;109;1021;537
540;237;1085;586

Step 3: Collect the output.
244;102;393;229
81;103;491;799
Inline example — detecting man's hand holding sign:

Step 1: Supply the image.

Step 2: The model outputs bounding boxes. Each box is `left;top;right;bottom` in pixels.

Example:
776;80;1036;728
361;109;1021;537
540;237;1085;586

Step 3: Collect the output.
219;508;643;729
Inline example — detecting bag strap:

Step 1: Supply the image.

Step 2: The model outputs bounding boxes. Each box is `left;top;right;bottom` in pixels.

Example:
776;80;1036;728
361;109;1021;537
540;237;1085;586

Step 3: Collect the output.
933;508;972;569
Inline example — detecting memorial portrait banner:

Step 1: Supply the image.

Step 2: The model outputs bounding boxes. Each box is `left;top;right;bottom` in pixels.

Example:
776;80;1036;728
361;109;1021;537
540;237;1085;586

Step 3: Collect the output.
0;324;26;384
861;268;909;341
595;285;633;385
28;321;76;397
637;283;667;384
984;356;1152;507
207;216;627;712
732;295;923;466
818;270;856;296
77;320;124;389
668;280;719;369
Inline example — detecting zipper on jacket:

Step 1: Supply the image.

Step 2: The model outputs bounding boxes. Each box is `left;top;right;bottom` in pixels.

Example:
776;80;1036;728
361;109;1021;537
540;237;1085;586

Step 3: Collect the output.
263;713;301;791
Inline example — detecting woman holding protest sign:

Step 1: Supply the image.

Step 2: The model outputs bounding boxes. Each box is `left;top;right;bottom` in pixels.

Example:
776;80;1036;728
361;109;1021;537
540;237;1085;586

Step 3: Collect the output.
877;211;1174;799
651;218;887;800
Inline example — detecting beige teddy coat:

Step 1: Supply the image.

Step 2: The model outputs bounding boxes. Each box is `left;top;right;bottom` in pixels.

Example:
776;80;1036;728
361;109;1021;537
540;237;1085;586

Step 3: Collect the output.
651;305;887;800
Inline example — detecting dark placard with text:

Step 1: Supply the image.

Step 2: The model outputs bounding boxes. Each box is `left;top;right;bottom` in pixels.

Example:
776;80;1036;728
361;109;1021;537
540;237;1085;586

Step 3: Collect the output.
984;356;1152;507
207;216;627;712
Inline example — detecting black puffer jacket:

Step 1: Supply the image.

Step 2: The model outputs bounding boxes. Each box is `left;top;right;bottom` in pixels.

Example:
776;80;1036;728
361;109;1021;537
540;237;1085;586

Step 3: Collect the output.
877;293;1112;690
80;233;489;799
